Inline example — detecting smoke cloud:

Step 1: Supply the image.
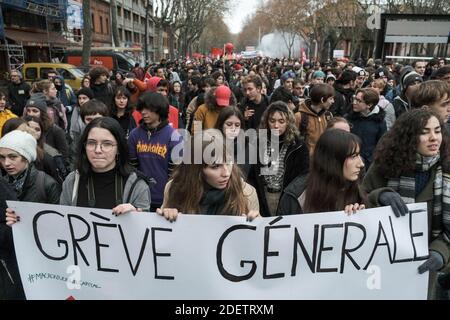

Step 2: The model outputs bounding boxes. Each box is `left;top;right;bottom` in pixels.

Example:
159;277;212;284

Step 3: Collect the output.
257;31;307;58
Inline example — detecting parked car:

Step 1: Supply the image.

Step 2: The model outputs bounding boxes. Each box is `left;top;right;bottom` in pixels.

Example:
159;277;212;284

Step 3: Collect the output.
22;63;85;90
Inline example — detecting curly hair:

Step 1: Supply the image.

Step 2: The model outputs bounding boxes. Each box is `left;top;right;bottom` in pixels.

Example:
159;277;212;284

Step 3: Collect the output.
374;108;449;178
259;101;299;145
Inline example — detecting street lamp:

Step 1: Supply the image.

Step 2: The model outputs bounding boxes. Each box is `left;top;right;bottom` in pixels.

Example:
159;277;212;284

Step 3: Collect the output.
309;32;314;63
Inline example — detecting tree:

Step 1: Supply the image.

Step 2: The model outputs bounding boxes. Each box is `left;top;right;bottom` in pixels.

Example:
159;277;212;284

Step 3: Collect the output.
198;13;233;54
149;0;183;61
177;0;230;57
236;11;273;52
82;0;92;69
110;0;120;47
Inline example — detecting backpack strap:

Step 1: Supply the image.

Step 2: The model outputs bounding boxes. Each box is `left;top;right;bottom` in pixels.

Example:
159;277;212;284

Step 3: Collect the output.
125;171;156;204
72;171;80;205
36;171;47;203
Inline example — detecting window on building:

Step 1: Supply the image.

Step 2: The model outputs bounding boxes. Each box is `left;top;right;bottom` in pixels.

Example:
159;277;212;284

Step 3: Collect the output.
124;10;131;20
117;6;122;17
125;30;132;42
91;13;95;31
106;17;109;35
119;28;123;41
100;16;103;34
134;32;140;43
133;13;139;23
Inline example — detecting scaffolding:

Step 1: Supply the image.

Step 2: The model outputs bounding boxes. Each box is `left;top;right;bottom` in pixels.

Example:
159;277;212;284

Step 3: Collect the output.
0;42;25;71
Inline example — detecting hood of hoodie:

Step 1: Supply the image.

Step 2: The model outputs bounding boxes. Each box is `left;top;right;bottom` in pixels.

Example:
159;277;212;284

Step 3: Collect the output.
148;77;163;92
140;118;169;135
299;99;327;118
54;75;66;89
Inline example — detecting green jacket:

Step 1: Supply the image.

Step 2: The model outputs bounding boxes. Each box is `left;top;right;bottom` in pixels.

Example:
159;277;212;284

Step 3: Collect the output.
362;163;450;299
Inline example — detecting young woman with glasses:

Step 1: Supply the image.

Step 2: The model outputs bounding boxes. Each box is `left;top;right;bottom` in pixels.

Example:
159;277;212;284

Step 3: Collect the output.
59;117;151;214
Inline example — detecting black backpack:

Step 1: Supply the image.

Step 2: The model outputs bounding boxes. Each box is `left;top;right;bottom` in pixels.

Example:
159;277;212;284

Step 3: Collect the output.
125;171;156;204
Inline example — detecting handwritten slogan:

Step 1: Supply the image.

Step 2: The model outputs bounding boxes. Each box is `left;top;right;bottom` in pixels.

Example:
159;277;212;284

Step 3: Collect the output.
7;201;429;300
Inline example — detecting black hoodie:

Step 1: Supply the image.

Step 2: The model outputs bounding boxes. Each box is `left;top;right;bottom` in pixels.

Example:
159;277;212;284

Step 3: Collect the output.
348;106;387;169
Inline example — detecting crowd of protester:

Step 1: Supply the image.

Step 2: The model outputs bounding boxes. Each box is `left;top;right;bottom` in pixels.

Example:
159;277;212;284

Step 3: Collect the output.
1;54;450;299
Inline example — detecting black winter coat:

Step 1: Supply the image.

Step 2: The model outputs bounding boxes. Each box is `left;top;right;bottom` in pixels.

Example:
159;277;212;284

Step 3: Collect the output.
5;165;61;204
331;86;354;117
0;179;25;300
348;107;387;169
91;82;114;108
45;124;70;168
248;137;309;217
7;81;31;116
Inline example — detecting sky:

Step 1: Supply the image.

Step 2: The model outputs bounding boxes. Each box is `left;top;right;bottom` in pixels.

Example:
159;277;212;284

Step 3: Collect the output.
224;0;259;34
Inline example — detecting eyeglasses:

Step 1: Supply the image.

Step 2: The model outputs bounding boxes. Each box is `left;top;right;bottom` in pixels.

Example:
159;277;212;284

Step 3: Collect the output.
85;140;117;152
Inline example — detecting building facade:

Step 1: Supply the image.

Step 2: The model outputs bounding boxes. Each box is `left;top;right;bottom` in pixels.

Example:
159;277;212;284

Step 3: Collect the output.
0;0;71;73
116;0;155;63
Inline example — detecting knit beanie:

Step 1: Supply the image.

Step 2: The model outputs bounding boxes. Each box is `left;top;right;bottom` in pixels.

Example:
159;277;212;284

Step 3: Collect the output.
26;93;47;113
281;71;296;83
77;87;94;100
0;130;37;163
312;70;326;79
402;71;423;92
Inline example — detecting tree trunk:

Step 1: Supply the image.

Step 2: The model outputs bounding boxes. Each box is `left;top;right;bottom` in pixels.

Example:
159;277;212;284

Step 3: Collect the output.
110;0;120;47
82;0;92;68
158;27;164;61
168;26;175;60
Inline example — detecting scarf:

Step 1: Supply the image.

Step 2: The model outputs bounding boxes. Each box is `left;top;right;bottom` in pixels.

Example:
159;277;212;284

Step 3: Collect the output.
387;154;450;241
262;138;289;192
8;168;28;195
200;189;226;215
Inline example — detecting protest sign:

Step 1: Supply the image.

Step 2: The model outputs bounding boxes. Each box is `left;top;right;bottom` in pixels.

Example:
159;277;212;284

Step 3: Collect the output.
8;201;429;300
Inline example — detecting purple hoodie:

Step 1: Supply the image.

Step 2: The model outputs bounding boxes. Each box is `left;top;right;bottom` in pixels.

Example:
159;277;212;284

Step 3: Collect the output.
128;122;183;206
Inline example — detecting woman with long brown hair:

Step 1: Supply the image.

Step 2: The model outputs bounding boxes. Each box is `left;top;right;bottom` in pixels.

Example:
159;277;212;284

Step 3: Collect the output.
278;129;366;215
157;131;260;221
248;101;309;217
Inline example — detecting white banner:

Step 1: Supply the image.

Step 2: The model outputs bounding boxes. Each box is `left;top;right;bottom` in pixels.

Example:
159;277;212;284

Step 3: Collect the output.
8;201;429;300
333;50;345;59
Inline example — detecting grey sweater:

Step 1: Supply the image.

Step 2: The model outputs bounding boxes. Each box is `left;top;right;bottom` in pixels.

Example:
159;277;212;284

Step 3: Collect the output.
60;171;151;211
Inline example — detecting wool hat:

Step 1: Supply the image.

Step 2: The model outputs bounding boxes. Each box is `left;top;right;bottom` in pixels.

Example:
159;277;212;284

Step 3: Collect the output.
312;71;326;79
26;93;47;113
402;71;423;91
0;130;37;163
326;74;336;81
281;71;296;83
76;87;94;100
374;67;391;79
215;85;232;107
336;70;356;85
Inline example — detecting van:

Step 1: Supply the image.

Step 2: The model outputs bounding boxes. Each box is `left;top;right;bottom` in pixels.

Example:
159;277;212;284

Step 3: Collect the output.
22;63;85;90
64;50;137;74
